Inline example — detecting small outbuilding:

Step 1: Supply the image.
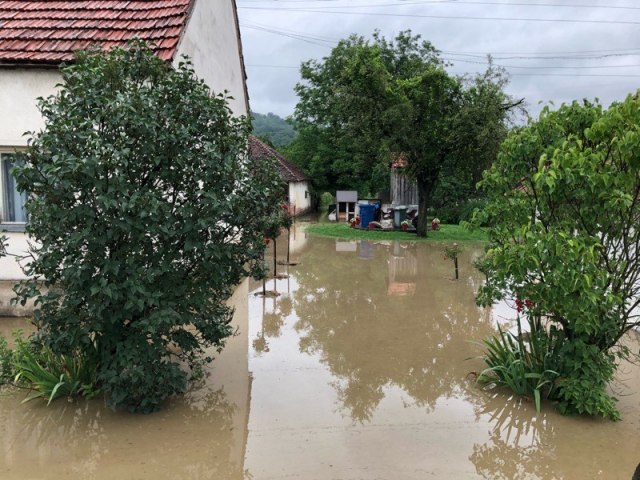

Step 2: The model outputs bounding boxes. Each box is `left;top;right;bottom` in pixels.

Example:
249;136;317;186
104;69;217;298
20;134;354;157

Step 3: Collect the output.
248;136;311;216
390;153;418;206
336;190;358;222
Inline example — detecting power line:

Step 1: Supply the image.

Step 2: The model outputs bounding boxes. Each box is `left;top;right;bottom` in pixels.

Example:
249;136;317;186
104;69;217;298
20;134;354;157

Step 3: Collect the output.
240;0;640;11
247;63;640;77
241;22;640;62
239;6;640;25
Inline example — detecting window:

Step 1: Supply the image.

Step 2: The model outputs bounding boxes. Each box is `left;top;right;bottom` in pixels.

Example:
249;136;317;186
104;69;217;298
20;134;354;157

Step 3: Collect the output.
1;152;27;224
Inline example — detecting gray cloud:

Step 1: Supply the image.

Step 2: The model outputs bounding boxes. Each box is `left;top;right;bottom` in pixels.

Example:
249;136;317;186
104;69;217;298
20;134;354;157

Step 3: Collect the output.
238;1;640;119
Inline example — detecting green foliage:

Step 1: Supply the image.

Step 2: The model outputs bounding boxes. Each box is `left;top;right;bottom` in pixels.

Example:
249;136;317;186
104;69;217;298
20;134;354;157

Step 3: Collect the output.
290;31;519;236
12;41;283;412
478;322;561;413
0;335;14;385
251;111;296;147
434;198;488;225
319;192;334;210
444;243;462;260
474;94;640;419
0;234;7;258
12;333;100;404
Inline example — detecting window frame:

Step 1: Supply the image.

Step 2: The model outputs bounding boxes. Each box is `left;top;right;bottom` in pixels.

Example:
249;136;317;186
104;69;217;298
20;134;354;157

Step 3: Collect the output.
0;148;27;232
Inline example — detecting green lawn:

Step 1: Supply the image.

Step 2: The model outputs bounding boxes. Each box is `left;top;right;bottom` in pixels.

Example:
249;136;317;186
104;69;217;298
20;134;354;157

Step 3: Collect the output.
305;222;487;242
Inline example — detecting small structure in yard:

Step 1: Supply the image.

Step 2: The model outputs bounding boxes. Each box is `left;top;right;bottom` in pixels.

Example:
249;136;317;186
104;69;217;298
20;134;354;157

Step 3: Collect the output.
249;136;311;216
390;153;419;206
336;191;358;222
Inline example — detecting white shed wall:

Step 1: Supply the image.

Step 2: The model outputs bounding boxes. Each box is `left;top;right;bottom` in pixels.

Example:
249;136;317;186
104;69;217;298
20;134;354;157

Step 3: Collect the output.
289;181;311;215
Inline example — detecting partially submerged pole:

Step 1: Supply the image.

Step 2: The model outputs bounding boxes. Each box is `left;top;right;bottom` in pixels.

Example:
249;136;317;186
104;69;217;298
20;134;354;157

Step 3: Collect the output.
273;236;277;277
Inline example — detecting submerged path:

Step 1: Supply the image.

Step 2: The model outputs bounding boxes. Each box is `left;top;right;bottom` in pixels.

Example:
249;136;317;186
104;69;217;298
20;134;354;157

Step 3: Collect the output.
0;232;639;479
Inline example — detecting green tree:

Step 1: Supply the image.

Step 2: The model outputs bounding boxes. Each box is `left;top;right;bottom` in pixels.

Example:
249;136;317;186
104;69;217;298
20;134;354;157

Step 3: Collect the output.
474;94;640;419
13;41;283;413
251;111;296;147
290;31;518;236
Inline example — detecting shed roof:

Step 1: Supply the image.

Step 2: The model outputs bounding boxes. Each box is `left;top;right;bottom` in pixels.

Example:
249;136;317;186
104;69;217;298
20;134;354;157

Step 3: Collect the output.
0;0;194;65
248;135;309;183
336;191;357;203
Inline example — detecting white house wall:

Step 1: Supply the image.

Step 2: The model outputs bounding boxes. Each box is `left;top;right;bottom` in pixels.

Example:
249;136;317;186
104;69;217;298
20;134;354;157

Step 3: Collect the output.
289;181;311;215
0;69;61;147
175;0;249;117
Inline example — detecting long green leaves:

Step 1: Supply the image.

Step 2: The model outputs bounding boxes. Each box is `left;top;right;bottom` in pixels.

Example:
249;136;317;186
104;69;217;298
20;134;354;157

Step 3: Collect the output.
12;335;99;405
478;325;559;413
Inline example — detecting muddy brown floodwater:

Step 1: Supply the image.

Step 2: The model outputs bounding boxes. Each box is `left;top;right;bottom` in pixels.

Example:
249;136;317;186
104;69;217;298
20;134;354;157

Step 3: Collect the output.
1;232;639;479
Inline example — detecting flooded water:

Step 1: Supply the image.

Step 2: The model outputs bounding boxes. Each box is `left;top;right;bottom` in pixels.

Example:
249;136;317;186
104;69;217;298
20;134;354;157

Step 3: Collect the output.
1;231;639;479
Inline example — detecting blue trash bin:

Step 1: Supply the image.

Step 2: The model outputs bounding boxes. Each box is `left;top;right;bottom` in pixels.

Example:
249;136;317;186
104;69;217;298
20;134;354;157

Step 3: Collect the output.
359;203;376;228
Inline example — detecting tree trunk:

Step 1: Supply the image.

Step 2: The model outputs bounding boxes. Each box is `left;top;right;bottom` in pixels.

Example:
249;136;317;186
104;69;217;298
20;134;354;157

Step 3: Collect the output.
416;181;432;238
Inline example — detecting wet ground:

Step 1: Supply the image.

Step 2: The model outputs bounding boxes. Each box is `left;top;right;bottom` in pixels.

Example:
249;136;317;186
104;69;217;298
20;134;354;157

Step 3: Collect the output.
1;231;639;479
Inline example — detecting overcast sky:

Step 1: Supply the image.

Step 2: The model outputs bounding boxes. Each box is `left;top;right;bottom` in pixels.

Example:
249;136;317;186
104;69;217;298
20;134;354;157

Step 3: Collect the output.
236;0;640;120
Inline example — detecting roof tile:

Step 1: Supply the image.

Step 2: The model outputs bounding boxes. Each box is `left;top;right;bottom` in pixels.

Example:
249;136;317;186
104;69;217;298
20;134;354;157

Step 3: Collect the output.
0;0;193;65
248;135;309;183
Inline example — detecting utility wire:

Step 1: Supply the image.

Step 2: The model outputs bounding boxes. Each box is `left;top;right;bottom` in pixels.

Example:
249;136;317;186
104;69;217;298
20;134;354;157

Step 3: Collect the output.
239;6;640;25
238;0;640;10
241;23;640;63
247;63;640;77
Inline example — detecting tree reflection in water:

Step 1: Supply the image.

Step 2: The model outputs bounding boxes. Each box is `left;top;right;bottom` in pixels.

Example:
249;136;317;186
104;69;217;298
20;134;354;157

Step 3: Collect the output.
0;383;247;479
468;384;640;480
291;238;495;422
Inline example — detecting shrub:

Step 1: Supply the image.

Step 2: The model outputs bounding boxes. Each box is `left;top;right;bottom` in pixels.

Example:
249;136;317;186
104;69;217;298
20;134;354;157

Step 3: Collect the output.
0;335;13;385
474;95;640;419
12;41;283;412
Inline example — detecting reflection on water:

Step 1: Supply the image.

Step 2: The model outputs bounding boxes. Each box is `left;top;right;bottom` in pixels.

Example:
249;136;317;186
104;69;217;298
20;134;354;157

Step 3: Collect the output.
0;281;252;480
291;239;493;421
0;384;245;480
1;235;639;479
247;237;640;479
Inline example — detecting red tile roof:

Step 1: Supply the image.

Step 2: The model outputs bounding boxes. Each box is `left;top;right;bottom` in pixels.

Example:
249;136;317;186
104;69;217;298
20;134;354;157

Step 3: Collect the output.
248;135;309;183
0;1;194;65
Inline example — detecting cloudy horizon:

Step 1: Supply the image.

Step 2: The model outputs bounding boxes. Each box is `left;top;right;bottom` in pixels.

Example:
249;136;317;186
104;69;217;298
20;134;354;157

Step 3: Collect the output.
237;0;640;120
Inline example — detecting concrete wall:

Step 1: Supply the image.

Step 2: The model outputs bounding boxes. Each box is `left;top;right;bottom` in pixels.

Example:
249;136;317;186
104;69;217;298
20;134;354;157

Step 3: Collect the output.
175;0;249;117
288;181;311;216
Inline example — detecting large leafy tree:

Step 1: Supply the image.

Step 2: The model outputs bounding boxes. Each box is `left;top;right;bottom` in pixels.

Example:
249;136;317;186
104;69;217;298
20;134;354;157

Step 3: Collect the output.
290;31;518;235
474;94;640;419
13;41;283;412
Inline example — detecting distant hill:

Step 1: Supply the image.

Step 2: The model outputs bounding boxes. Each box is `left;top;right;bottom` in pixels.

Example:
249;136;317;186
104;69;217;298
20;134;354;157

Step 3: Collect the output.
251;111;296;147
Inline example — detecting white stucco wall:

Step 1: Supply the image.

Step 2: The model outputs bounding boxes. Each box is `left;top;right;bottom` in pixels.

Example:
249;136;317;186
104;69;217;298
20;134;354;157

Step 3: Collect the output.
175;0;249;117
0;0;249;295
288;181;311;216
0;70;60;287
0;69;61;147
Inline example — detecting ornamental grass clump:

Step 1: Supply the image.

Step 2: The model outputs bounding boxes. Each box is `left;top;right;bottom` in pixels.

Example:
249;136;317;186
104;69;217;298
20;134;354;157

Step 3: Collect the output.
12;333;100;404
477;314;562;413
474;94;640;420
